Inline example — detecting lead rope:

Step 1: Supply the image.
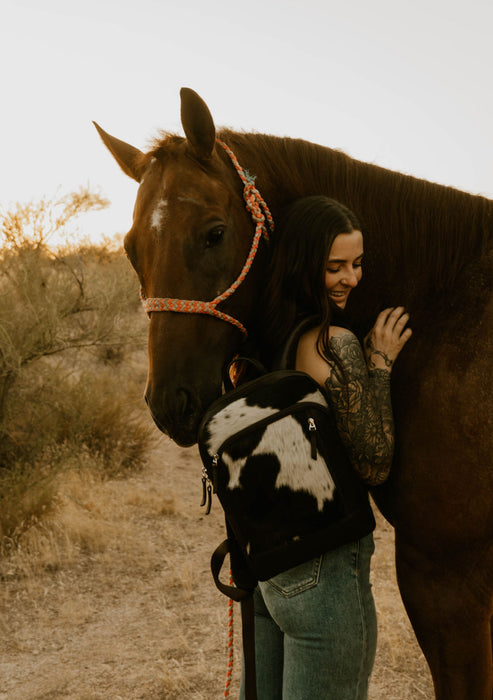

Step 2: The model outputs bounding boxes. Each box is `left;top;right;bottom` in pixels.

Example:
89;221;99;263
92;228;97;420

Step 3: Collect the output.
224;572;235;697
140;139;274;339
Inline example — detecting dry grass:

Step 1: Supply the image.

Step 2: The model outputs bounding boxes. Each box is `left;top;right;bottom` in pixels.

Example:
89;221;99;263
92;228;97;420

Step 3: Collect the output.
0;363;155;549
369;511;434;699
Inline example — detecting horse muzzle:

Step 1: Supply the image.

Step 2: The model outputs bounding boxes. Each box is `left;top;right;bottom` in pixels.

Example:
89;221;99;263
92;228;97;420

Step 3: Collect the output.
145;383;217;447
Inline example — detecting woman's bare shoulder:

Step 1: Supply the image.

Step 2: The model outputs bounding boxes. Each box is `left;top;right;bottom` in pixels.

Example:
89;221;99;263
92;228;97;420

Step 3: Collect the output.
296;325;357;387
297;324;354;347
328;325;356;341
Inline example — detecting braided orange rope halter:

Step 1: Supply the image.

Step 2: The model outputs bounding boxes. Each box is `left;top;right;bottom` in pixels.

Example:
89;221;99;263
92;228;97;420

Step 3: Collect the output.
140;139;274;339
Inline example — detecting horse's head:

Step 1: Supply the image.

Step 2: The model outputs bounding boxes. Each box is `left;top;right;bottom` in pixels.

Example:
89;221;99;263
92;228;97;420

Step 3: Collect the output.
94;89;270;446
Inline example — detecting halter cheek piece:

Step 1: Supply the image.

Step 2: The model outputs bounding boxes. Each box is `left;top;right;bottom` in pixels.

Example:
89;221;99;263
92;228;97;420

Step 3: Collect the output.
139;139;274;339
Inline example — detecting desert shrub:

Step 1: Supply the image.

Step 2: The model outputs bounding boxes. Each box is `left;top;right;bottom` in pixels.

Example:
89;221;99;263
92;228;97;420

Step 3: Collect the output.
2;361;152;471
0;190;155;549
0;363;155;547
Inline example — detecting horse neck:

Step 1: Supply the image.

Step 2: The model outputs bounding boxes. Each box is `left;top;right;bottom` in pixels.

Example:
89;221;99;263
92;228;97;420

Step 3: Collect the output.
219;130;493;315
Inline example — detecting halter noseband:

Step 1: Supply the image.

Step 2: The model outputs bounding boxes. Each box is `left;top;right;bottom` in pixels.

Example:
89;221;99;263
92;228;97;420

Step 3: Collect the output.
140;139;274;339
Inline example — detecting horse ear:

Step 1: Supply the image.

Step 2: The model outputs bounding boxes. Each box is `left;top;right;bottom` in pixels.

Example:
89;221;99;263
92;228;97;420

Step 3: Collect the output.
180;88;216;161
93;122;145;182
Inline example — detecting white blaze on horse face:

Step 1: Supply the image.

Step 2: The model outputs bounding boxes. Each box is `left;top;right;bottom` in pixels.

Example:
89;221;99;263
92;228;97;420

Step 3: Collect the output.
151;198;168;233
150;191;205;235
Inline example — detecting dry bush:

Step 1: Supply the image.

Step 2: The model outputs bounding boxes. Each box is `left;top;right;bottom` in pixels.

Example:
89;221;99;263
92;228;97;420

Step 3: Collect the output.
0;364;155;544
0;190;154;551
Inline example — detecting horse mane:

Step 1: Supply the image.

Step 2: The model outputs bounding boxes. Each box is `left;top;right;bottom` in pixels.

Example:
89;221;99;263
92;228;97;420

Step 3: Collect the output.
216;129;493;305
139;132;185;166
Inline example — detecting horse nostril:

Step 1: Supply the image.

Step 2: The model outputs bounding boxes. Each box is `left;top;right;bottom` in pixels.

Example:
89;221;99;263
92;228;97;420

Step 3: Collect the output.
144;384;201;446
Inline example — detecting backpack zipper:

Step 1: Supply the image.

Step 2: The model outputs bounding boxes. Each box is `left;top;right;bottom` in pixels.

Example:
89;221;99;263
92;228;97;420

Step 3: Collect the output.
200;454;220;514
308;417;318;460
200;464;213;515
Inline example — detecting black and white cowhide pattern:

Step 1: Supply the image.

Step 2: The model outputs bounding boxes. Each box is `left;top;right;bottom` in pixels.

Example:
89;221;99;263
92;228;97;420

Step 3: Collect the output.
205;386;336;511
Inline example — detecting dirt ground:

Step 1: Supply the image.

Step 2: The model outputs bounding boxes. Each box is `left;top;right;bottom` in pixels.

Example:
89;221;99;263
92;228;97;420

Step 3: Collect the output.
0;435;434;699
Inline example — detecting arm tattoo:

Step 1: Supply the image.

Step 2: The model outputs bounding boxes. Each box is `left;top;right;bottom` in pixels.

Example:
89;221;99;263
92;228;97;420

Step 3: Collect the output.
324;334;394;486
364;335;393;369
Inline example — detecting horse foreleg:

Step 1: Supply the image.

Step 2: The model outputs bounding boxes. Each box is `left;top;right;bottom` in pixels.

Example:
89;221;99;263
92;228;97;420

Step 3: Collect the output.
395;535;493;700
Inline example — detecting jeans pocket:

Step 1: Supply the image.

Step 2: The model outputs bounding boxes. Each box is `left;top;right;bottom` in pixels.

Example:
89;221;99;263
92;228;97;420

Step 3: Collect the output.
263;556;323;598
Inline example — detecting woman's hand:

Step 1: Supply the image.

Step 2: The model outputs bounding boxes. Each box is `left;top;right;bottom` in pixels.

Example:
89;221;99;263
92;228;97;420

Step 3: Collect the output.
364;307;412;372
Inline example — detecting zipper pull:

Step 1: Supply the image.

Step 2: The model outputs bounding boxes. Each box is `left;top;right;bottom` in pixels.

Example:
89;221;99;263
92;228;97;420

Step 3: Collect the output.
308;417;318;460
200;466;213;514
211;454;219;493
200;466;208;507
205;481;212;515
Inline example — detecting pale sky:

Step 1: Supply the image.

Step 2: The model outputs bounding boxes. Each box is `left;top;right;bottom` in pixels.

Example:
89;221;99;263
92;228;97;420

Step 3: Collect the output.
2;0;492;242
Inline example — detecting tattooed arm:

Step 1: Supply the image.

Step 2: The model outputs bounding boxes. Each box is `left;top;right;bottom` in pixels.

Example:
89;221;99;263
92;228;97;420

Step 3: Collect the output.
296;307;412;485
324;332;394;485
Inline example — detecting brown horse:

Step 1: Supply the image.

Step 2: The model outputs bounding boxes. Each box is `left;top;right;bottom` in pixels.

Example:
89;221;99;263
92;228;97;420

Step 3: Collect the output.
94;88;493;699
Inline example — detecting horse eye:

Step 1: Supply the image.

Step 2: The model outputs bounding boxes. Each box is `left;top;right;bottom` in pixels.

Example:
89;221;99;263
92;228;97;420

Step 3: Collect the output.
205;227;225;248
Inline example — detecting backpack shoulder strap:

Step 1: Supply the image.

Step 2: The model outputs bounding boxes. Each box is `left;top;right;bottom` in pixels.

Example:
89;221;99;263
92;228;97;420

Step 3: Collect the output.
210;539;254;602
240;595;258;700
277;316;320;370
210;539;258;700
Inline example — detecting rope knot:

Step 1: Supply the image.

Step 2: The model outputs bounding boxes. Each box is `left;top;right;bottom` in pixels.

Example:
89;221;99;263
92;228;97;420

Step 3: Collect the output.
244;185;265;225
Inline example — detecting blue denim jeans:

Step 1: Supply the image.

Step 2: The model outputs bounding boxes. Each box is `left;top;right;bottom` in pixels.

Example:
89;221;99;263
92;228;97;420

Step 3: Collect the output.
239;534;377;700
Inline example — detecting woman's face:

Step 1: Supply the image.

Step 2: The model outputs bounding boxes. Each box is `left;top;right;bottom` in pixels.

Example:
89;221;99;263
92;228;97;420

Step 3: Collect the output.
325;230;364;309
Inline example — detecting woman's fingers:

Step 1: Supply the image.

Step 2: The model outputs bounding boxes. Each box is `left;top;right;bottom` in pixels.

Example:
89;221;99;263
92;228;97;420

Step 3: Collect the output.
397;326;413;348
393;310;411;336
365;306;412;371
378;307;410;337
373;307;395;330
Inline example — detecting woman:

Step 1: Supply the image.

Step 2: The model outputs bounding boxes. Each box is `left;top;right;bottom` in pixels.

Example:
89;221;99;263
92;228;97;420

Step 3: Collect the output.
241;196;412;700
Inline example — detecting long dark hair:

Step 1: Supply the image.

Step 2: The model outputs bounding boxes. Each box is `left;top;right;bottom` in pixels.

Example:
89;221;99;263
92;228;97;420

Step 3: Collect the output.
261;196;362;364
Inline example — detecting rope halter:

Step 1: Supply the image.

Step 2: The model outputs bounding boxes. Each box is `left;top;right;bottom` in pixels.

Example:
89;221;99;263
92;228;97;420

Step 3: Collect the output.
140;139;274;339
